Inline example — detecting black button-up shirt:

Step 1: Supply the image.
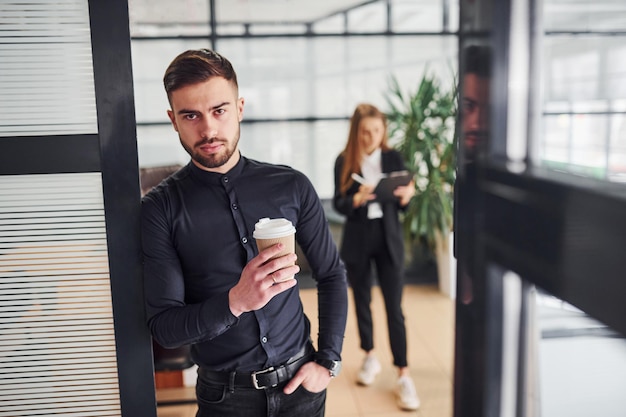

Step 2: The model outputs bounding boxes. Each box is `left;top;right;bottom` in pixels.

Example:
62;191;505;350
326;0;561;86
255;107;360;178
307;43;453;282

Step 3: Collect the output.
142;155;348;372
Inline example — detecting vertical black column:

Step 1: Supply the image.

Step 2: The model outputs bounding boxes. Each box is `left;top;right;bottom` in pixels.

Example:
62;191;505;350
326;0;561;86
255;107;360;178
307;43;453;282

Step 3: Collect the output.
454;1;500;416
88;1;157;416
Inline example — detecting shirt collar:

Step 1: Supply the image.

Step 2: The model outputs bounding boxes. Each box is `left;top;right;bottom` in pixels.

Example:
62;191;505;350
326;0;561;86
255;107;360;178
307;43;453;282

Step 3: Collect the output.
363;148;382;165
188;152;246;185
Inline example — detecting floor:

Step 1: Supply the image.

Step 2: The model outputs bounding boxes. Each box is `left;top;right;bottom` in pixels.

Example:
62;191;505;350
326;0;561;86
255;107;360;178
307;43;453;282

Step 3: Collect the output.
156;283;455;417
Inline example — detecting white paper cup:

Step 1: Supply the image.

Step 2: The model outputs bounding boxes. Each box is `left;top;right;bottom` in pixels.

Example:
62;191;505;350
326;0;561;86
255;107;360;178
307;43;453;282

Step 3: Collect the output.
253;218;296;281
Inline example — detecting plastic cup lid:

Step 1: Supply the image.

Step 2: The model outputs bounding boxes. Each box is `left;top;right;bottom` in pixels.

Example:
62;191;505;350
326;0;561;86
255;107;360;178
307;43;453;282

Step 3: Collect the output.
253;217;296;239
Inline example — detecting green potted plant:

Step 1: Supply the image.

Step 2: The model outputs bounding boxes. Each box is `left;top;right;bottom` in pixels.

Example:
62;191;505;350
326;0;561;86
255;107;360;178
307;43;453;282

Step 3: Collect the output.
385;72;457;295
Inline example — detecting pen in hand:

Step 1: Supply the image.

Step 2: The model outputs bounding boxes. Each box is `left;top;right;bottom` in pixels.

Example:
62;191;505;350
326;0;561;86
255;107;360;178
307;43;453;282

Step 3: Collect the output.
350;173;376;207
351;173;369;185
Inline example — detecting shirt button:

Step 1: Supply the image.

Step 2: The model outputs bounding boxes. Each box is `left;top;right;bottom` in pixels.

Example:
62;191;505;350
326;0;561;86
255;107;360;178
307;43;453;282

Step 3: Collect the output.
232;203;238;210
261;337;268;343
223;177;229;183
241;237;248;244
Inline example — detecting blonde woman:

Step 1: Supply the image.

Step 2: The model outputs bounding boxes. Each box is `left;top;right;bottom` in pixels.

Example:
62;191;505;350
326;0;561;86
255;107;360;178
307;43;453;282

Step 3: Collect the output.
332;103;419;411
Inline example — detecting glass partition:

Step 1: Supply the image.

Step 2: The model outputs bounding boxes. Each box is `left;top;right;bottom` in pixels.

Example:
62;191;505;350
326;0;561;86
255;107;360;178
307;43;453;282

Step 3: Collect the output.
535;289;626;416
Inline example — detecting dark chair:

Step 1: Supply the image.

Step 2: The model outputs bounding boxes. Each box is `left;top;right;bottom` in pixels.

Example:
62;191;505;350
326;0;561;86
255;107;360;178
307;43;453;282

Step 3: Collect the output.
153;340;194;372
139;164;182;197
153;340;197;406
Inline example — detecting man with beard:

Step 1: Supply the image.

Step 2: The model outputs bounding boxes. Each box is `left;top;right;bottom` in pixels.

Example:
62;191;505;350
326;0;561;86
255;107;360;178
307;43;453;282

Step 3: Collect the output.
455;43;492;304
141;49;348;417
460;44;491;162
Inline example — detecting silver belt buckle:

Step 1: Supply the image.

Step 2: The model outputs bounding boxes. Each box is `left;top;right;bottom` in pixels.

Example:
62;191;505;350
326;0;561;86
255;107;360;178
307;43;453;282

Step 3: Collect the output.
251;366;274;389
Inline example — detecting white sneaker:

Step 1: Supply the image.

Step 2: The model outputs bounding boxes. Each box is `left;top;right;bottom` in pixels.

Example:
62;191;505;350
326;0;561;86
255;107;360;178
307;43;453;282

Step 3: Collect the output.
357;355;381;386
395;376;420;411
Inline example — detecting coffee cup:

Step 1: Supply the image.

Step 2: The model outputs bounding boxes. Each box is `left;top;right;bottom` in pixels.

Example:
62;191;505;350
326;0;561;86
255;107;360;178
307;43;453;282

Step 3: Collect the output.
253;217;297;282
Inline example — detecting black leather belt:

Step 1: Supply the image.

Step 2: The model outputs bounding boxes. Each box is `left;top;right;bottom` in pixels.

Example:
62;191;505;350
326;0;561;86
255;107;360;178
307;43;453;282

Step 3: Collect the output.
198;346;313;390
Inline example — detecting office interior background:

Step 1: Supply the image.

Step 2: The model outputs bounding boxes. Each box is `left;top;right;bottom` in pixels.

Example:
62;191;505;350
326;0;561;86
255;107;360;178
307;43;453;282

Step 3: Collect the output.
130;0;626;196
1;0;626;416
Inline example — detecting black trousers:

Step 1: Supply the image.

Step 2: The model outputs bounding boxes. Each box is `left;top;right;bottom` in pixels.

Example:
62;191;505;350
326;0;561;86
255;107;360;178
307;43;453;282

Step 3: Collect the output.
344;219;408;368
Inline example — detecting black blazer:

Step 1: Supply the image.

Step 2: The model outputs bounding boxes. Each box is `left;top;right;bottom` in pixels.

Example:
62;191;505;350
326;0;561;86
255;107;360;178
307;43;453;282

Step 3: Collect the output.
332;150;408;268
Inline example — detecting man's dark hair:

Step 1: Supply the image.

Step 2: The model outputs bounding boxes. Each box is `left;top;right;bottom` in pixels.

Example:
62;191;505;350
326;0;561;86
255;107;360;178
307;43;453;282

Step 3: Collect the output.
163;48;238;103
463;44;491;78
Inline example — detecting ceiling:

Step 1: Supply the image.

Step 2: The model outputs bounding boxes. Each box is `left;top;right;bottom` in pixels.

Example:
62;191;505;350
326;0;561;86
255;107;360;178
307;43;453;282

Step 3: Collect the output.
215;0;374;24
127;0;626;36
128;0;378;26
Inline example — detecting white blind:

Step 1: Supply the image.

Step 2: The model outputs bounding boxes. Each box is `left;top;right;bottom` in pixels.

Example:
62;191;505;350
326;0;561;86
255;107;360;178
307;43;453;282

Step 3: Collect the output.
0;0;98;137
0;173;121;416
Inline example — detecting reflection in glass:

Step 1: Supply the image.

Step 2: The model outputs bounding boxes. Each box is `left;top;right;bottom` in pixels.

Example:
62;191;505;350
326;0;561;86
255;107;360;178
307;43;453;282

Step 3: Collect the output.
538;17;626;181
460;44;491;164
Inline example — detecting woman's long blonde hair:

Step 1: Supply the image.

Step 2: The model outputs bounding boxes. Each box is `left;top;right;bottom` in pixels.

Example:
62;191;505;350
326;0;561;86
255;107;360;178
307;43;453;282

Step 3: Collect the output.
339;103;391;194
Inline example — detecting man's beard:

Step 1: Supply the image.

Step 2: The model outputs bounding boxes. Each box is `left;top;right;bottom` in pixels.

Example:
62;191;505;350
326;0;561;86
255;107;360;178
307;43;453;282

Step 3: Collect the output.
181;127;240;170
462;129;487;162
